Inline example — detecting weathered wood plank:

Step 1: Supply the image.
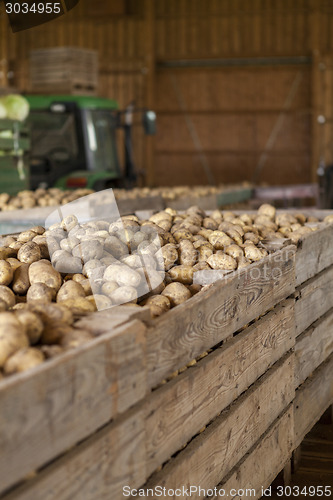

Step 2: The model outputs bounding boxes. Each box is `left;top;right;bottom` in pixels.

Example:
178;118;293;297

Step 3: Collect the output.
295;265;333;337
0;319;147;496
295;308;333;388
294;353;333;448
210;406;294;500
1;404;146;500
144;353;294;497
147;246;295;388
295;223;333;286
145;300;295;476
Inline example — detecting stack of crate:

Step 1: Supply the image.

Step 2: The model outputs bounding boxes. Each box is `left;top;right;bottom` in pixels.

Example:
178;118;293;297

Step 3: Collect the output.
29;47;98;96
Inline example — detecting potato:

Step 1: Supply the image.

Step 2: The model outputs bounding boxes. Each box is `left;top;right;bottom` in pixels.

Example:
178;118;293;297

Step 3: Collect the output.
143;295;170;318
17;230;37;243
237;257;251;269
225;244;244;259
172;229;193;243
103;263;141;288
72;274;92;295
60;214;79;232
31;303;74;327
6;257;22;272
0;315;29;367
40;345;64;359
0;299;7;312
101;281;118;297
72;239;104;262
29;260;62;292
178;240;197;267
57;281;86;302
168;265;194;285
109;286;137;305
257;203;276;220
207;253;237;271
162;282;191;307
324;214;333;224
27;283;54;303
17;241;41;264
0;260;13;286
60;297;96;316
203;217;218;230
104;235;128;259
54;255;83;274
0;246;17;260
4;347;44;375
40;322;73;345
86;294;112;311
60;328;93;349
243;232;260;244
244;245;266;262
12;263;30;295
159;243;178;270
208;231;233;250
0;285;16;309
14;309;44;344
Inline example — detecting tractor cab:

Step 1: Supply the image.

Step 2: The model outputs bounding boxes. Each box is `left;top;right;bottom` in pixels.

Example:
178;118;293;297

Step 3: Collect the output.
25;95;155;191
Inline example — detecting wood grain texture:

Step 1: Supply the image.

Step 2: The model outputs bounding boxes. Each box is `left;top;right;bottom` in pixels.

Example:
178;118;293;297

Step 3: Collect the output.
144;353;294;497
2;404;146;500
295;307;333;388
145;300;295;476
211;406;294;500
295;223;333;286
0;319;147;497
295;264;333;336
147;247;295;388
294;353;333;448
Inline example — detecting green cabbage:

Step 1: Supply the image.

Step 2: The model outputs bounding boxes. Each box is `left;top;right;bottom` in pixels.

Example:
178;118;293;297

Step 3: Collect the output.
2;95;29;121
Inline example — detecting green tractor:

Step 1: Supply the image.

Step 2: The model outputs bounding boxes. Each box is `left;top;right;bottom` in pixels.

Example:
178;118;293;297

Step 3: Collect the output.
24;95;156;191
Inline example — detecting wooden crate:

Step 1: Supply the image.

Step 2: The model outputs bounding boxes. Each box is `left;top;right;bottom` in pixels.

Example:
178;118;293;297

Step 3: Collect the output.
29;47;98;95
292;215;333;451
0;247;296;498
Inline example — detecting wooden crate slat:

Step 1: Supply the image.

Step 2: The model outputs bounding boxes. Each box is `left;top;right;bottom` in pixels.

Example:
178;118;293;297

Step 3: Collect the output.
295;264;333;337
145;300;295;476
212;406;294;499
295;307;333;388
2;353;294;500
147;246;296;388
1;404;147;500
144;353;294;497
294;353;333;449
0;319;147;496
295;223;333;286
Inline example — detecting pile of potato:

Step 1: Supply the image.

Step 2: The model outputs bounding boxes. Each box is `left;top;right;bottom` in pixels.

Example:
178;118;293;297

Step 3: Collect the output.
0;188;94;211
0;203;330;379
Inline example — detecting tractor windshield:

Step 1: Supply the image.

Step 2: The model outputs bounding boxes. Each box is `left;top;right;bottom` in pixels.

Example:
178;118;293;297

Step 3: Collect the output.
28;111;78;160
83;109;119;174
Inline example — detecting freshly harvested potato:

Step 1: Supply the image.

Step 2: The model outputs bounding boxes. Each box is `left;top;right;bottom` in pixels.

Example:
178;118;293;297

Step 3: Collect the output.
0;246;17;260
324;214;333;224
0;260;13;286
0;299;7;312
17;241;41;264
109;286;137;304
40;322;73;345
243;232;260;245
101;281;118;297
6;257;22;272
57;281;86;302
86;294;112;311
29;260;62;292
0;313;29;367
14;309;44;344
208;231;233;250
60;297;96;316
17;230;37;243
72;239;104;262
104;263;141;288
162;282;191;307
31;303;74;327
4;347;44;375
27;283;54;303
40;345;64;359
168;265;194;285
224;244;244;259
207;253;237;271
198;245;214;262
60;328;93;349
244;245;266;262
143;294;171;317
257;203;276;220
178;240;197;267
12;263;30;295
159;244;178;270
0;285;16;309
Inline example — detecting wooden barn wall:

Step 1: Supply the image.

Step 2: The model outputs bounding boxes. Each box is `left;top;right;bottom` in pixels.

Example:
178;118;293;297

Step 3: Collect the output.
2;0;333;185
